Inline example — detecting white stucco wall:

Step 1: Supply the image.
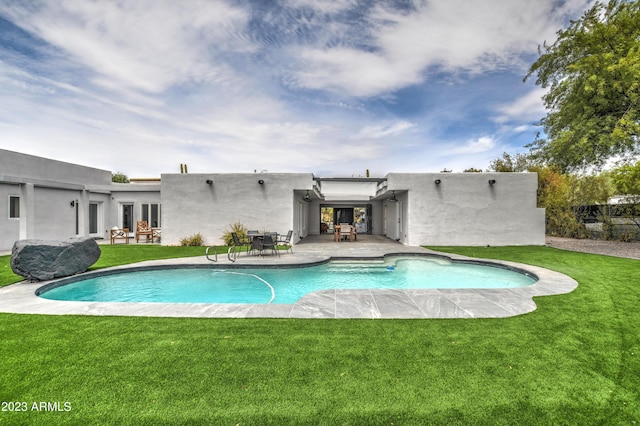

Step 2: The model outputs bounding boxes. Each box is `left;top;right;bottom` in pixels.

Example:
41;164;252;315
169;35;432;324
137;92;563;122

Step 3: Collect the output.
161;173;316;246
385;173;545;246
0;149;163;250
106;188;162;228
0;184;21;248
1;149;545;250
32;187;80;240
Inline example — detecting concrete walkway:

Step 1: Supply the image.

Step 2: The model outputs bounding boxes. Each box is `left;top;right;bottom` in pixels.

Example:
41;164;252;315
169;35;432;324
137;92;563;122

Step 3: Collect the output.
0;236;577;319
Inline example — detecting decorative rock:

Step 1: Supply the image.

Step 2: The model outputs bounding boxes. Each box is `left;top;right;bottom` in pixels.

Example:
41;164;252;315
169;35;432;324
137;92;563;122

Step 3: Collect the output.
10;238;101;281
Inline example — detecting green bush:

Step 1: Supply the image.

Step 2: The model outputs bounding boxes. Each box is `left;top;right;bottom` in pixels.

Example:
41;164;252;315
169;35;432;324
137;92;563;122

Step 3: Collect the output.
546;206;588;238
221;223;248;246
179;233;204;246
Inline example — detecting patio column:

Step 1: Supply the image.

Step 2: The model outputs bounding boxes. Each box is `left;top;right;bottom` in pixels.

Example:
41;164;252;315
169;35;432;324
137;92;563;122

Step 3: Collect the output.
19;183;35;240
77;189;90;237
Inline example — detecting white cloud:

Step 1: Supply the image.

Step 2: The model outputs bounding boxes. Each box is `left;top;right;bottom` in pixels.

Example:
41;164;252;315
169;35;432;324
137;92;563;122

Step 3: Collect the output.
290;47;420;97
493;87;547;124
449;136;496;155
352;121;415;139
2;0;252;93
287;0;357;14
0;0;593;177
287;0;591;97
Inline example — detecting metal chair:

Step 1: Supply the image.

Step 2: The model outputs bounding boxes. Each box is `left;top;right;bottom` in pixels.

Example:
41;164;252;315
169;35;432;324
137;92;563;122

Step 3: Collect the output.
231;232;250;254
259;232;279;257
277;230;293;254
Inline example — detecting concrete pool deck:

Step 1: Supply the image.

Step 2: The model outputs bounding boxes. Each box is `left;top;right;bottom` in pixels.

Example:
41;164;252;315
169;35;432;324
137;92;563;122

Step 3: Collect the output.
0;235;577;319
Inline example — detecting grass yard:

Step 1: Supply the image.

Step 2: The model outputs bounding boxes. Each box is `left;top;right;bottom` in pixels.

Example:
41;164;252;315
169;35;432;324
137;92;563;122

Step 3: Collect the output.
0;245;638;424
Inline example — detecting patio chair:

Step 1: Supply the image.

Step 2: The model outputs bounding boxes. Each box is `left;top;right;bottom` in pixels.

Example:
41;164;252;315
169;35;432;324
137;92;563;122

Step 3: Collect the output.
135;221;154;243
259;232;280;257
152;227;161;243
110;227;129;244
231;232;251;254
277;230;293;254
339;224;353;241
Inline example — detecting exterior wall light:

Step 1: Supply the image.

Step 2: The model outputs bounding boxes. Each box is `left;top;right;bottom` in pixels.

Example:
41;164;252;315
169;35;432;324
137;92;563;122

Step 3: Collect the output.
258;179;264;185
205;179;213;185
488;179;496;185
70;200;75;207
434;179;441;185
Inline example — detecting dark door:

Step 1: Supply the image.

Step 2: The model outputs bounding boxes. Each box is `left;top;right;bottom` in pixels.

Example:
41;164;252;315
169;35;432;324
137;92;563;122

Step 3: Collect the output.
122;204;133;231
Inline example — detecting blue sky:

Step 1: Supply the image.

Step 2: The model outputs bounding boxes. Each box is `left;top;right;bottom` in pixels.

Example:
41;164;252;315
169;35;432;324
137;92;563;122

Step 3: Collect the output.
0;0;592;177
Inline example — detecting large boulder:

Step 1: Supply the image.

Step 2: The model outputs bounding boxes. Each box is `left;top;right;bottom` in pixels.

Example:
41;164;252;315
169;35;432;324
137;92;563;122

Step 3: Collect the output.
11;238;101;281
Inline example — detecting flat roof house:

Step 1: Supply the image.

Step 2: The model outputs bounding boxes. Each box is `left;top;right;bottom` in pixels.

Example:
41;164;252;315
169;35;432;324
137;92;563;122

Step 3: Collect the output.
0;149;545;251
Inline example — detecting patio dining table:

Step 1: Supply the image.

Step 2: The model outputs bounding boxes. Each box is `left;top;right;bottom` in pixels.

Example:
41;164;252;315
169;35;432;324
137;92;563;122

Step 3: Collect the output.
247;232;278;255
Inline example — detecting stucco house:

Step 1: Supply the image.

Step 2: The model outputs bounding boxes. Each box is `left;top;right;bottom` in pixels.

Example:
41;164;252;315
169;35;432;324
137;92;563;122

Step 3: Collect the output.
1;149;545;251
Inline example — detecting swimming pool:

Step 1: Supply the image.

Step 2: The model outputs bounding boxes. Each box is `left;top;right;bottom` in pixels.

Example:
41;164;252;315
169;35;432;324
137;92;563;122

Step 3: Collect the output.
38;255;537;304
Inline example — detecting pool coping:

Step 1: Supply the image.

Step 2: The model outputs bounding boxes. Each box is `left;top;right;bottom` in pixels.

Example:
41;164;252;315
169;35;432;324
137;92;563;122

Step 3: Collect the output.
0;248;578;319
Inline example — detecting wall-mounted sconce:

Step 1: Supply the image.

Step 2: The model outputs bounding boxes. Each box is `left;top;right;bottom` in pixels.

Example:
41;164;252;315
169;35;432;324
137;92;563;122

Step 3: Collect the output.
434;179;441;185
258;179;265;185
488;179;496;185
205;179;213;185
70;200;76;207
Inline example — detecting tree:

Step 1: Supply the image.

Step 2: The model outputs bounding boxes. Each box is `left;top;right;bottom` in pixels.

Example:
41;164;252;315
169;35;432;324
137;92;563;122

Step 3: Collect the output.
525;0;640;172
111;172;130;183
488;152;537;172
609;160;640;196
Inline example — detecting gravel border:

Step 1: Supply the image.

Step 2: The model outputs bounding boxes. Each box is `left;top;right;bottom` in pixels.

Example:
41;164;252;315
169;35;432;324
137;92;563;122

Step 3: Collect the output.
546;236;640;260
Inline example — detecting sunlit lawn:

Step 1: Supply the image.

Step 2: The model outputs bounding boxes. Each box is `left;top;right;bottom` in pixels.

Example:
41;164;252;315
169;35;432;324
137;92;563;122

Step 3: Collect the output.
0;245;638;424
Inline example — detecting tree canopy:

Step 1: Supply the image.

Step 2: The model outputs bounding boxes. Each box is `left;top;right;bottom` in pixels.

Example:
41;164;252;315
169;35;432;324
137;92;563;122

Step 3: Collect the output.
111;172;130;183
609;160;640;195
488;152;538;172
525;0;640;172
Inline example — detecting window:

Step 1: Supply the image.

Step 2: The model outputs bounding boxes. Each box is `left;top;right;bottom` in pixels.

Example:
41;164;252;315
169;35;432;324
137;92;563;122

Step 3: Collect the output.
9;196;19;219
141;204;160;228
141;203;161;227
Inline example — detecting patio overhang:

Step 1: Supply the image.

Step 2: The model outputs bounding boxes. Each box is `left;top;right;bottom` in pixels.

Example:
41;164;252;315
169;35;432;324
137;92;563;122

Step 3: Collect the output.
313;177;386;202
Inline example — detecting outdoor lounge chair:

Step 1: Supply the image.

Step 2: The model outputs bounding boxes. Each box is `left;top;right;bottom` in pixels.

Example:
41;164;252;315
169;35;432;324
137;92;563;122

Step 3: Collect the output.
135;220;154;243
277;230;293;254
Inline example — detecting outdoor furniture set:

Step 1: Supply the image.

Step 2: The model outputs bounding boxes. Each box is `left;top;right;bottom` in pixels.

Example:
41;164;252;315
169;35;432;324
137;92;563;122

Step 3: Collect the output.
109;221;161;244
232;230;293;257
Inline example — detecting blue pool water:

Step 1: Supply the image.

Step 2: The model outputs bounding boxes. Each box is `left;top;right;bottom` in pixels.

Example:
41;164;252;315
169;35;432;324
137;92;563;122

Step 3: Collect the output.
38;256;536;304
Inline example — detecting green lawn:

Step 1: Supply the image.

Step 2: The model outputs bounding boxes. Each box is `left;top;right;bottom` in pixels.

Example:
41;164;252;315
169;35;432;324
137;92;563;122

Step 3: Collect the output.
0;245;638;425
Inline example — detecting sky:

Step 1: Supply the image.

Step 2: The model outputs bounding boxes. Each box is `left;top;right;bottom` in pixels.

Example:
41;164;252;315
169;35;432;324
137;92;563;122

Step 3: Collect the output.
0;0;593;178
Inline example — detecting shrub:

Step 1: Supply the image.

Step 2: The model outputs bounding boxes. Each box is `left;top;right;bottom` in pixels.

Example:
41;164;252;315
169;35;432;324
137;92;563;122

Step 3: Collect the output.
180;233;204;246
546;206;588;238
221;223;248;246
